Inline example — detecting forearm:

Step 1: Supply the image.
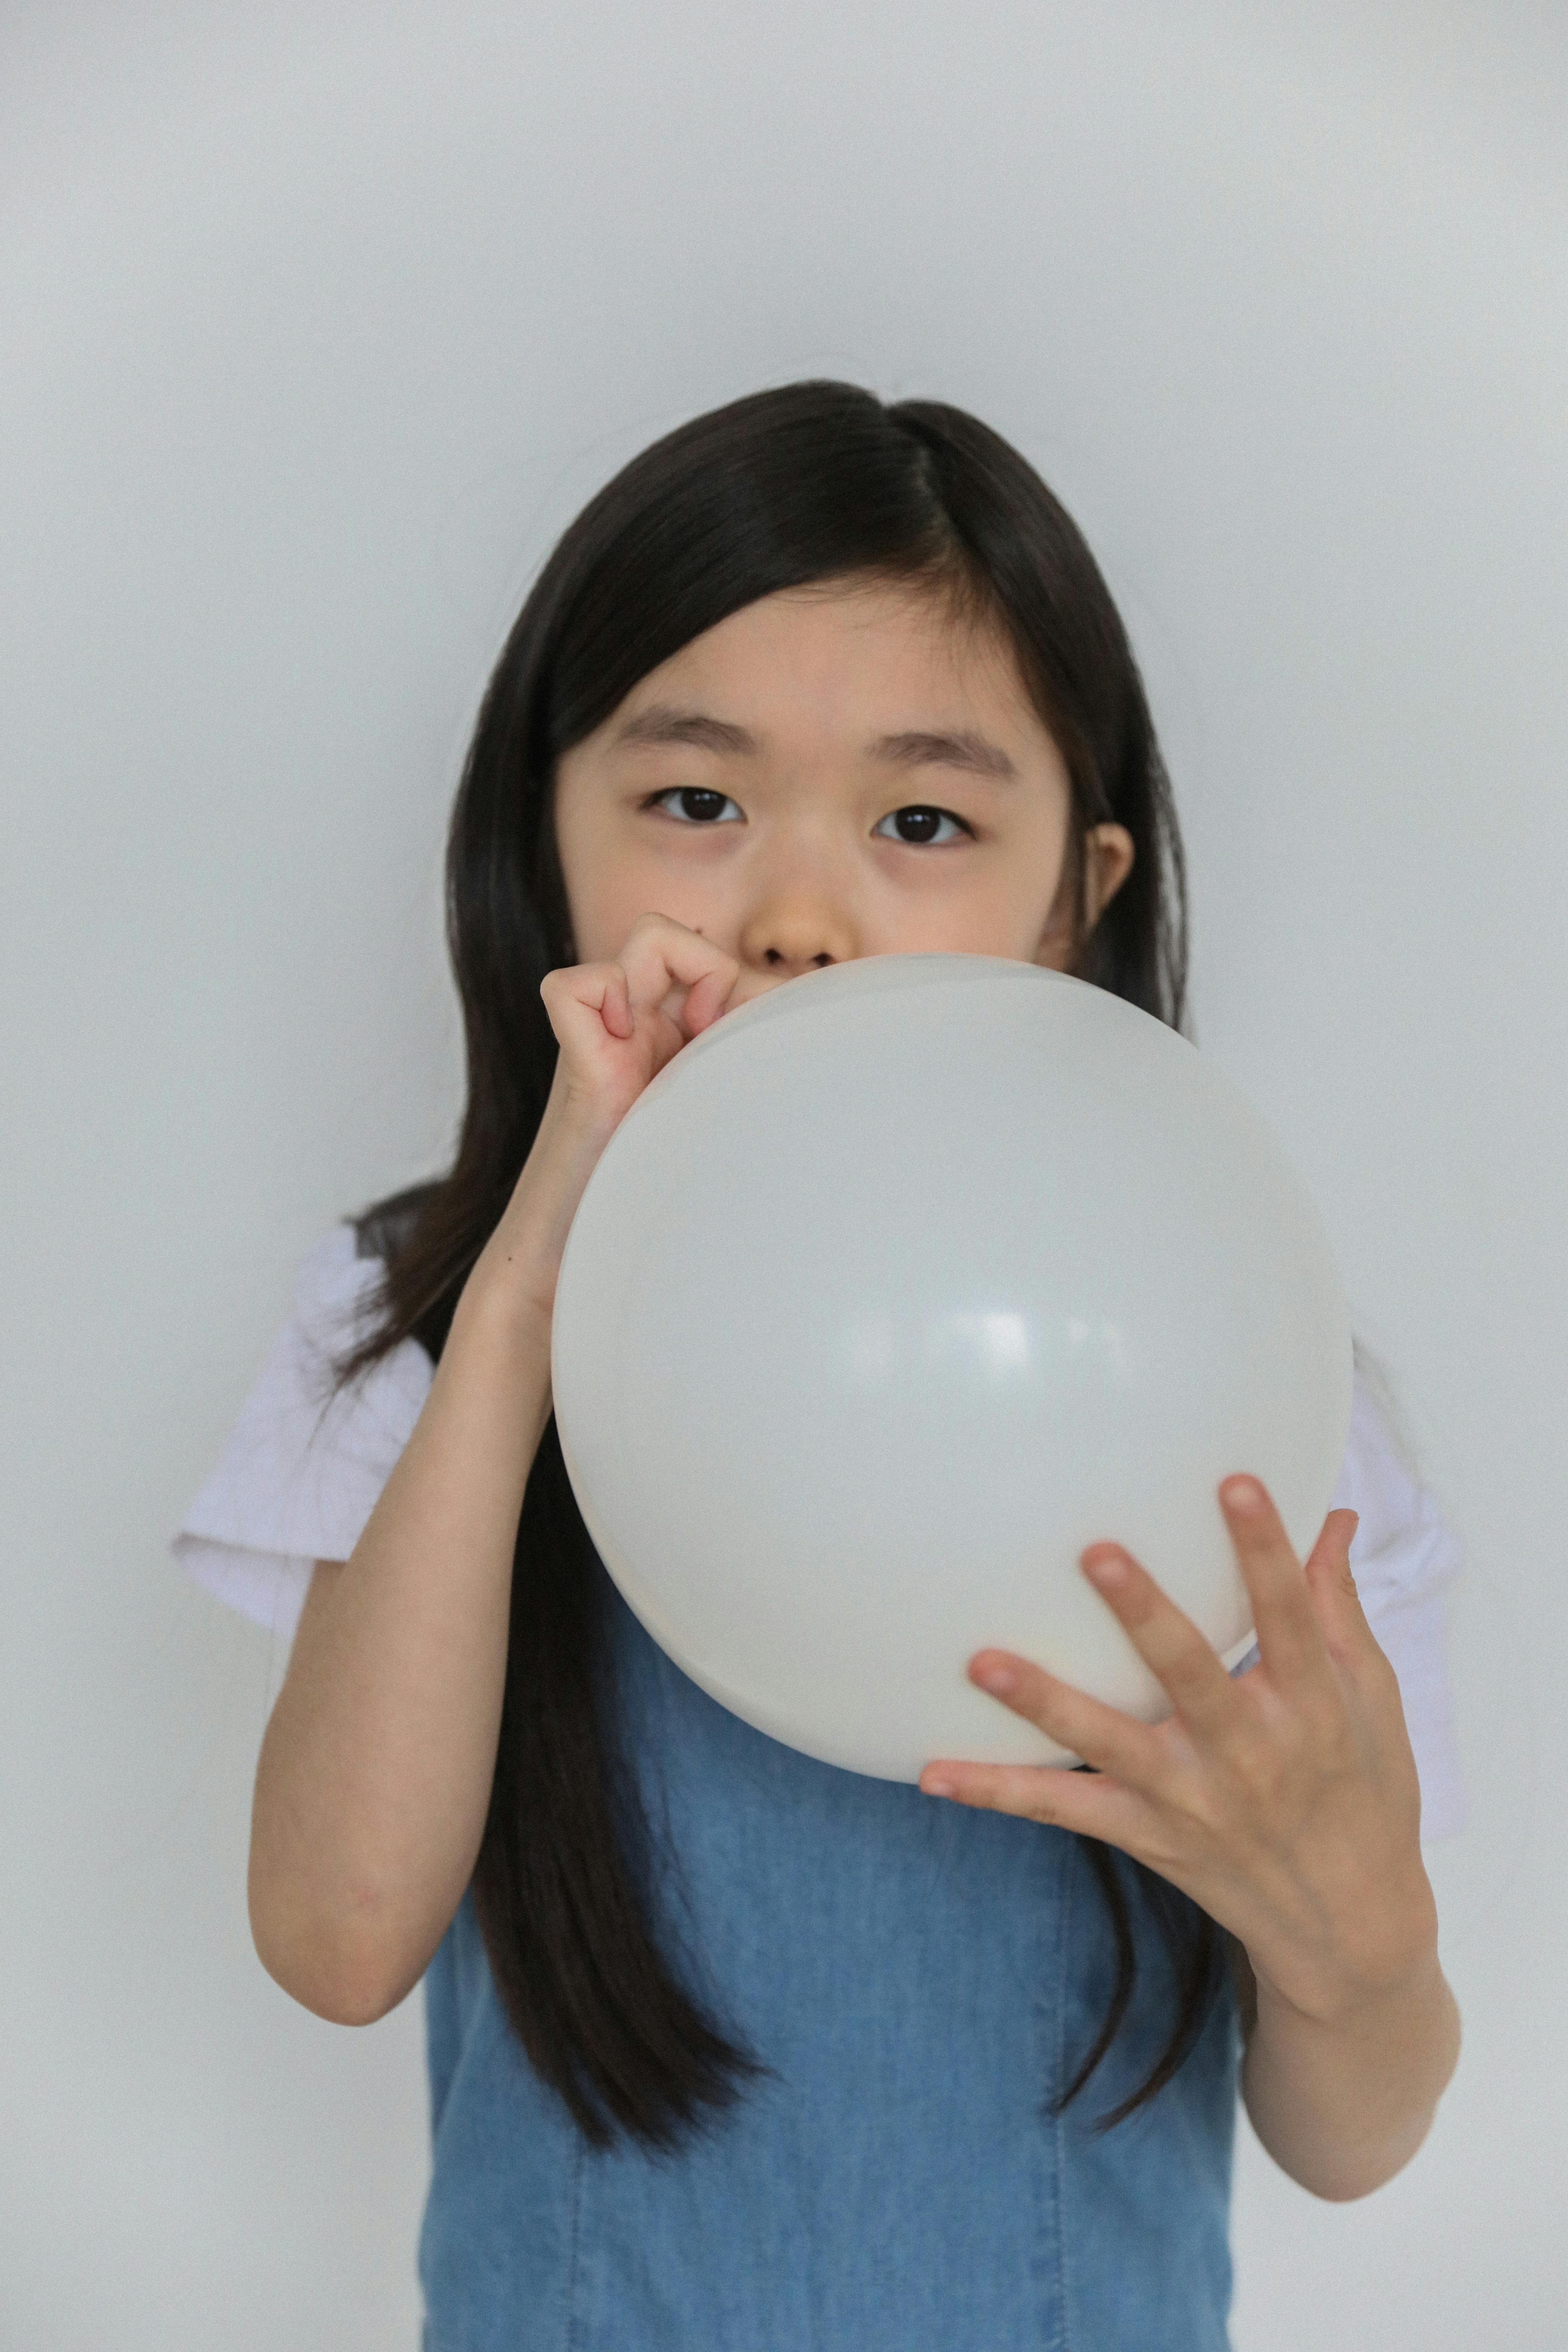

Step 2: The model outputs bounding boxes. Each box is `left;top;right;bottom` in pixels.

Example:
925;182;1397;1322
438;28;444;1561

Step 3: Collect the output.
1241;1947;1462;2200
249;1259;554;2022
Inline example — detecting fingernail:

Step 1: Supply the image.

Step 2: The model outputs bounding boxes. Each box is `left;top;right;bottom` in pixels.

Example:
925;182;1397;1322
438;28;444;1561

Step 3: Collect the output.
924;1779;958;1800
1083;1549;1128;1588
974;1661;1017;1695
1224;1478;1264;1513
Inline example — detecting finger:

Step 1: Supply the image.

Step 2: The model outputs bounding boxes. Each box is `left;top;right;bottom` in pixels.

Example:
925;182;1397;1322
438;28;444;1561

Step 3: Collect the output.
1301;1513;1416;1752
601;965;633;1040
619;913;740;1031
1302;1509;1380;1666
1079;1544;1242;1740
920;1755;1154;1850
966;1650;1169;1794
540;960;634;1044
1218;1478;1338;1696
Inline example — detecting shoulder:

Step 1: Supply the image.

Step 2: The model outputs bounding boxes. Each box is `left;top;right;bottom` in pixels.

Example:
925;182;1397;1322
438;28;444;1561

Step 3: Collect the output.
171;1218;436;1638
1228;1352;1469;1840
1334;1353;1468;1840
286;1214;396;1345
287;1219;372;1339
1331;1357;1465;1612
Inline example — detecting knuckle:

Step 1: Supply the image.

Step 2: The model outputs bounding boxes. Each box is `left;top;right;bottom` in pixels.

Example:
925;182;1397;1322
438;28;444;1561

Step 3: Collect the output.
1356;1643;1402;1715
1298;1686;1351;1751
1226;1738;1291;1814
1178;1622;1216;1670
1168;1771;1228;1841
1208;1698;1284;1781
1162;1628;1214;1687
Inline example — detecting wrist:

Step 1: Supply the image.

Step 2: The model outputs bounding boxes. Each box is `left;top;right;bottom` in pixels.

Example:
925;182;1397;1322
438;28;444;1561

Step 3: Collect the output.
477;1101;617;1320
1253;1914;1444;2036
1243;1941;1462;2198
458;1233;560;1343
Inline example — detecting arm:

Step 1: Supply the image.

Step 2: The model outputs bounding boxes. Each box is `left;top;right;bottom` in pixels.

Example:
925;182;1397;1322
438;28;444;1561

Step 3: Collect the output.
921;1488;1463;2200
247;913;746;2025
1229;1934;1461;2200
247;1146;573;2024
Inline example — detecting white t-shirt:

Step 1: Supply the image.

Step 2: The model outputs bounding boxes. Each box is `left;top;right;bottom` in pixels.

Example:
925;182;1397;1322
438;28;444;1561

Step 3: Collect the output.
172;1221;1470;1840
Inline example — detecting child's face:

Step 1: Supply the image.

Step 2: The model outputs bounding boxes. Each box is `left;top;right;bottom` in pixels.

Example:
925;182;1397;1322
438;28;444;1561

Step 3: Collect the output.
552;580;1134;1006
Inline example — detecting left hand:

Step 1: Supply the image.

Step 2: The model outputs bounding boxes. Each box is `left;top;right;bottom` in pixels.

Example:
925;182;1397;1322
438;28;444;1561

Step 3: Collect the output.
919;1477;1439;2025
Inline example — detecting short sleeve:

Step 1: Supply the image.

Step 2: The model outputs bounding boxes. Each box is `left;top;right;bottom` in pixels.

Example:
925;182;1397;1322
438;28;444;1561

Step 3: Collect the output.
171;1223;434;1648
1229;1366;1468;1842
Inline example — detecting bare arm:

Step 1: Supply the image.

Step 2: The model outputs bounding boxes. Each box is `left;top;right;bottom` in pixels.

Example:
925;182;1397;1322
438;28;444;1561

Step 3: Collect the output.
1232;1930;1462;2200
918;1484;1463;2204
247;1110;593;2023
246;913;744;2025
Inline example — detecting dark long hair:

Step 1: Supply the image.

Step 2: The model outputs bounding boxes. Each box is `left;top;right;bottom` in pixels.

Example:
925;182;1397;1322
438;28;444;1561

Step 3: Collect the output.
333;380;1234;2151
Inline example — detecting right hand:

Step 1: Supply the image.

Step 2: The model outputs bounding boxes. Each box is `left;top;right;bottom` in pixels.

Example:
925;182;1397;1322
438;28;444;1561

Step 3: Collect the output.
540;911;743;1135
475;915;744;1321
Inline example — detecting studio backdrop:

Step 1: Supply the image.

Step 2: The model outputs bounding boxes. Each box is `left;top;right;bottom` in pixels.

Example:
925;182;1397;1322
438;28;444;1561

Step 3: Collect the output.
2;5;1563;2346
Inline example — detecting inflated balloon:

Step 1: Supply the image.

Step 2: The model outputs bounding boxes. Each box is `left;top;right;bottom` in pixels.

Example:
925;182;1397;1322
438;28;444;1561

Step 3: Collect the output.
551;954;1352;1782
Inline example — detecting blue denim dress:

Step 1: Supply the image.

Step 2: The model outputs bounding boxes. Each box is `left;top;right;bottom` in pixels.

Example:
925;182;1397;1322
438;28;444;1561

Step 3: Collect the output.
420;1556;1240;2350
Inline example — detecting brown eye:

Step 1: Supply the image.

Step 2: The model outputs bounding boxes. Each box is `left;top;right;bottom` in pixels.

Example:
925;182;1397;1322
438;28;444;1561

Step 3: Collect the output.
875;805;973;846
648;788;740;824
644;792;972;843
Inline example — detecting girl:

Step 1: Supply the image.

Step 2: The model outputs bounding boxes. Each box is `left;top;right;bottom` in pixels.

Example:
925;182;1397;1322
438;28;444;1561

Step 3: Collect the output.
174;381;1465;2350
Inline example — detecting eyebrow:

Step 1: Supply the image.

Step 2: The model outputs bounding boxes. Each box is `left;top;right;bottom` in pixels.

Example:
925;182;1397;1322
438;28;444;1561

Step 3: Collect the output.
869;729;1017;783
613;707;757;756
612;705;1017;782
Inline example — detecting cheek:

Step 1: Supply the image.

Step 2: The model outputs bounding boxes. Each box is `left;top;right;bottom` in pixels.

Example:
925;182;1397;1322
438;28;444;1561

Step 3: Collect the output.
562;822;719;965
552;786;640;952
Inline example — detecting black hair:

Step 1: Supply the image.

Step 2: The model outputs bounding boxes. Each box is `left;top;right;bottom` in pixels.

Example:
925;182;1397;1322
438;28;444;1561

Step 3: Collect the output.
333;379;1233;2152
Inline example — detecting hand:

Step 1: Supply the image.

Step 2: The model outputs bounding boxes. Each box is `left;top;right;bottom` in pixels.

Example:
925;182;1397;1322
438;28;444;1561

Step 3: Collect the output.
540;910;743;1139
478;915;743;1321
919;1479;1440;2026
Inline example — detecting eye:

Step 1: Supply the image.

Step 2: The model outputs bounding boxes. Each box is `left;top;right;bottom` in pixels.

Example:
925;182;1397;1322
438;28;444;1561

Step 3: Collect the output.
644;790;973;847
644;787;742;825
879;804;973;851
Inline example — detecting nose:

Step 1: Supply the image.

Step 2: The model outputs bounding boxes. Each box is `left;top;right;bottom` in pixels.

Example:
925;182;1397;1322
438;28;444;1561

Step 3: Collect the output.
766;944;832;973
738;897;857;980
738;837;860;983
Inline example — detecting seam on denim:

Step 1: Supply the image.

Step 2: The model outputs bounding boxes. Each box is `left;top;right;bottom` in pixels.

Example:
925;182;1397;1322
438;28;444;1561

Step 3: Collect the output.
1049;1830;1072;2352
562;2130;587;2352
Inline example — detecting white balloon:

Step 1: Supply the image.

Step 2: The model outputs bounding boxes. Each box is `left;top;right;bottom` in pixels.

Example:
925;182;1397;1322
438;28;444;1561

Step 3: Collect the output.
551;954;1352;1781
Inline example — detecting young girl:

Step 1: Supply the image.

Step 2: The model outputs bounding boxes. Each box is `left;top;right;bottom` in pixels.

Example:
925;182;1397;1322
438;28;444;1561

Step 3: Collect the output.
173;381;1466;2350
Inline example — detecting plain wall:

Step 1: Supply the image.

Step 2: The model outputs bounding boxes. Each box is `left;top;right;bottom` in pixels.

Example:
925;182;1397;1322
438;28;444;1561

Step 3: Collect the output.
2;3;1564;2344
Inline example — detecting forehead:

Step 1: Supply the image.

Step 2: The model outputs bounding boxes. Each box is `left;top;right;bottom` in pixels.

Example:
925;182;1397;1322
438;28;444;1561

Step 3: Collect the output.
607;581;1044;744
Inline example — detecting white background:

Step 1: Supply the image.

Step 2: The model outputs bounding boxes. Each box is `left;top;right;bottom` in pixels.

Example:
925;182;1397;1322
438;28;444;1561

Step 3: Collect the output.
2;4;1563;2345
